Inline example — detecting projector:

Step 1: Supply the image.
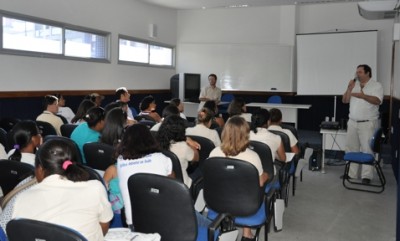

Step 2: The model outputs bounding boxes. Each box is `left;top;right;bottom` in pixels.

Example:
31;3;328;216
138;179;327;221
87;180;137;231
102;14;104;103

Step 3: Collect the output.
320;121;340;130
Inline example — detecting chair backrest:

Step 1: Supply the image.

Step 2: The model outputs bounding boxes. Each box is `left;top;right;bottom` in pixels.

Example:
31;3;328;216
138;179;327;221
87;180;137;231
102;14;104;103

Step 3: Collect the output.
134;115;156;122
221;93;234;102
268;130;291;152
57;114;69;124
281;124;298;140
83;142;115;171
128;173;197;241
186;135;215;165
370;128;383;154
43;136;83;164
249;141;274;180
60;124;78;138
0;117;20;133
161;150;184;183
36;121;58;137
202;157;263;217
0;160;34;197
138;120;156;129
0;128;10;152
6;218;88;241
267;95;282;104
81;165;106;188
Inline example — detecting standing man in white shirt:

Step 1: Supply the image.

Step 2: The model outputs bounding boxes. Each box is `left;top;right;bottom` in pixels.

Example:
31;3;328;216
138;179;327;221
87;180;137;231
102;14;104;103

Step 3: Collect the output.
198;74;222;110
342;64;383;184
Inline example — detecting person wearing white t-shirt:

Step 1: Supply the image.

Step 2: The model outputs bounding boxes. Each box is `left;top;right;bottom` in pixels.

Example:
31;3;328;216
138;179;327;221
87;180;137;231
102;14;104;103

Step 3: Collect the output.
209;116;268;241
12;139;113;241
227;97;252;123
55;94;75;124
186;107;221;147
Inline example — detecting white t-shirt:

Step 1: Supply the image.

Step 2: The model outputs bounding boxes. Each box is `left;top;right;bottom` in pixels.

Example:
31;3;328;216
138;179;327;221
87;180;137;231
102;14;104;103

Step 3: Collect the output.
186;124;221;147
117;152;172;225
209;147;263;175
349;79;383;121
250;128;281;161
58;107;75;124
268;125;298;148
12;175;113;241
36;111;64;136
7;149;36;166
0;144;7;160
170;141;195;187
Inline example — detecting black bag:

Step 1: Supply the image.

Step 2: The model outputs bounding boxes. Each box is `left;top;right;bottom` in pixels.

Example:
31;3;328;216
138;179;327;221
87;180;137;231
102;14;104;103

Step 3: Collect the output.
308;148;322;171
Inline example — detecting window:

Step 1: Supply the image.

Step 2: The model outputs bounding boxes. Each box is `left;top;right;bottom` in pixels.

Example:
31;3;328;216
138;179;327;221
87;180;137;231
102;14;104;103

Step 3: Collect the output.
118;35;174;68
1;13;110;62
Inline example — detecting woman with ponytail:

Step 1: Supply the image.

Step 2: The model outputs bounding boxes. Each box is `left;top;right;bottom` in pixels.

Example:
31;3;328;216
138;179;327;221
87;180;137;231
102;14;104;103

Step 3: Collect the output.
186;107;221;147
7;120;42;166
11;139;113;241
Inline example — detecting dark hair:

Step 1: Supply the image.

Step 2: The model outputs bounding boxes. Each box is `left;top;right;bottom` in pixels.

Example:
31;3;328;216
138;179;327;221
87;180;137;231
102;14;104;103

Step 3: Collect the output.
71;100;96;123
139;95;155;111
104;102;121;114
115;87;128;99
42;95;58;110
203;100;217;115
357;64;372;78
227;97;246;117
269;108;282;123
53;93;62;100
169;98;181;107
101;107;127;146
8;120;40;162
35;139;89;182
251;109;270;133
208;74;217;80
197;108;213;124
116;124;160;160
162;105;180;118
84;94;97;103
84;107;105;128
157;115;186;150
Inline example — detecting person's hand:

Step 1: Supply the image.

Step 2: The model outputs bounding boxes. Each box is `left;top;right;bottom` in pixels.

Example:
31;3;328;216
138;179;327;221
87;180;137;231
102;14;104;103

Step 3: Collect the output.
186;137;201;150
347;79;356;91
351;90;365;99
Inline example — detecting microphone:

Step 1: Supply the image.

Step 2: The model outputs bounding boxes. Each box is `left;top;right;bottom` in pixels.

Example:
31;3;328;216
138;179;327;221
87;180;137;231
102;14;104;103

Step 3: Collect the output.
353;76;358;82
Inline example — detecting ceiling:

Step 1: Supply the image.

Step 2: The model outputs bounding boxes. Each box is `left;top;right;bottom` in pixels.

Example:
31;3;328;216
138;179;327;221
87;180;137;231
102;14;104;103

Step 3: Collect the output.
138;0;374;10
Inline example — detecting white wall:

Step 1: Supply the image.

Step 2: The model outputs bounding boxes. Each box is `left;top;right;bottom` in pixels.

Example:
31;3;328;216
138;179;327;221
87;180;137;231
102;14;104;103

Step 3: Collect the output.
0;0;177;91
296;2;394;95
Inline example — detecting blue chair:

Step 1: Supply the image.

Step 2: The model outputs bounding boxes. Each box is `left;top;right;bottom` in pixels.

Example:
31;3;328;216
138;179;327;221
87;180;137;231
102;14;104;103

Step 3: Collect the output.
267;95;282;104
203;157;268;241
219;94;234;114
6;218;87;241
342;128;386;193
0;226;7;241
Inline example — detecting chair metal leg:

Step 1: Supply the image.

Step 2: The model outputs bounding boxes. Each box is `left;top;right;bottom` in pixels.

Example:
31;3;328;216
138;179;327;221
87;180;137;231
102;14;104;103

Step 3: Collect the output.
343;161;386;193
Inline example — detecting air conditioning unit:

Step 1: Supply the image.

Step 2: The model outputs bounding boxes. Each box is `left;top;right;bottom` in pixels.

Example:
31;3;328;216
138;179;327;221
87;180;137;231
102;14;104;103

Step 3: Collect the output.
358;0;399;20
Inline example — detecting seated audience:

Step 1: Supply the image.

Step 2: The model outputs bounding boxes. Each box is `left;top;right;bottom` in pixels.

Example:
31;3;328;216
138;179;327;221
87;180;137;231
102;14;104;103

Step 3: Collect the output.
71;99;96;124
150;105;180;132
209;116;268;241
71;107;105;164
100;107;127;147
203;100;225;128
158;115;199;187
227;97;252;122
90;93;105;107
11;139;113;241
250;109;286;162
36;95;64;135
115;87;134;120
267;108;300;154
138;95;162;123
169;98;187;119
186;107;221;147
54;94;75;123
8;120;42;166
110;124;173;226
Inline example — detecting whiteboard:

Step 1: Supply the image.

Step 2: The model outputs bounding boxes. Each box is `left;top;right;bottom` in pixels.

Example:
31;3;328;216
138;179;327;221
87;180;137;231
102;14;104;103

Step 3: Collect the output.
177;43;293;92
296;31;377;95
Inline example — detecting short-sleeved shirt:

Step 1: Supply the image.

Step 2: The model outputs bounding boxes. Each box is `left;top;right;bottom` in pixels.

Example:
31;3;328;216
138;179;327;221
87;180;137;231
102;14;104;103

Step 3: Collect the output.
250;128;281;160
349;79;383;121
12;175;113;241
170;141;195;187
36;111;64;136
186;124;221;147
70;122;101;164
268;125;298;148
199;86;222;102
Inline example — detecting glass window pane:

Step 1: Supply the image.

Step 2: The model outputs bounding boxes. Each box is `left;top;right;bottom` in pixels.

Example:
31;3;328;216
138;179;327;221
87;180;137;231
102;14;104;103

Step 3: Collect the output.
65;29;107;59
119;39;149;63
149;45;173;66
2;17;62;54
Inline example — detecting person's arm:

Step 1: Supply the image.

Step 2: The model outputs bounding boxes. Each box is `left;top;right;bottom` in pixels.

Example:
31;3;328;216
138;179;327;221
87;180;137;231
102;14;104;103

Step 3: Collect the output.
276;142;286;162
149;112;162;123
168;171;176;179
186;137;201;150
100;222;110;236
259;172;269;187
103;165;117;188
342;79;355;103
291;145;300;155
351;90;381;105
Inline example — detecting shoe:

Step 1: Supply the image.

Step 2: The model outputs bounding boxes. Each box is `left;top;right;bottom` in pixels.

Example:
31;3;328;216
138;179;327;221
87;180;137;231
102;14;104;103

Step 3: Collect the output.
362;178;371;184
241;236;256;241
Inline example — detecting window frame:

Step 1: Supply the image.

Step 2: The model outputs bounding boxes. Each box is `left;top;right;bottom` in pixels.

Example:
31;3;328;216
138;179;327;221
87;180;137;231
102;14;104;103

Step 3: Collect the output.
0;10;111;63
118;34;175;69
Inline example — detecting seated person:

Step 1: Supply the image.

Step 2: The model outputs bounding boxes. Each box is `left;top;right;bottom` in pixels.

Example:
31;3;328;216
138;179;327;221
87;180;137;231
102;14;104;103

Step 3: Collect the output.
8;120;42;166
209;116;268;241
115;87;134;120
70;107;105;164
150;105;180;132
11;139;113;241
227;97;252;122
36;95;64;135
186;107;221;147
169;98;187;120
203;100;225;128
267;108;300;155
137;95;161;123
71;100;96;124
100;107;127;147
54;94;75;124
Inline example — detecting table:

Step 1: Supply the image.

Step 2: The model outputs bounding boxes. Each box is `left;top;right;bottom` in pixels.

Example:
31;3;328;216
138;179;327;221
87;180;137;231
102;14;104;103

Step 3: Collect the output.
320;128;347;174
246;103;311;128
164;101;229;118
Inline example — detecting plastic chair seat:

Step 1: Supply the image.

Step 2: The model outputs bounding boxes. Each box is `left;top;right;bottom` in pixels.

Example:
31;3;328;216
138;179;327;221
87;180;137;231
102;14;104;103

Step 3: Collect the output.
344;152;375;163
208;203;266;227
